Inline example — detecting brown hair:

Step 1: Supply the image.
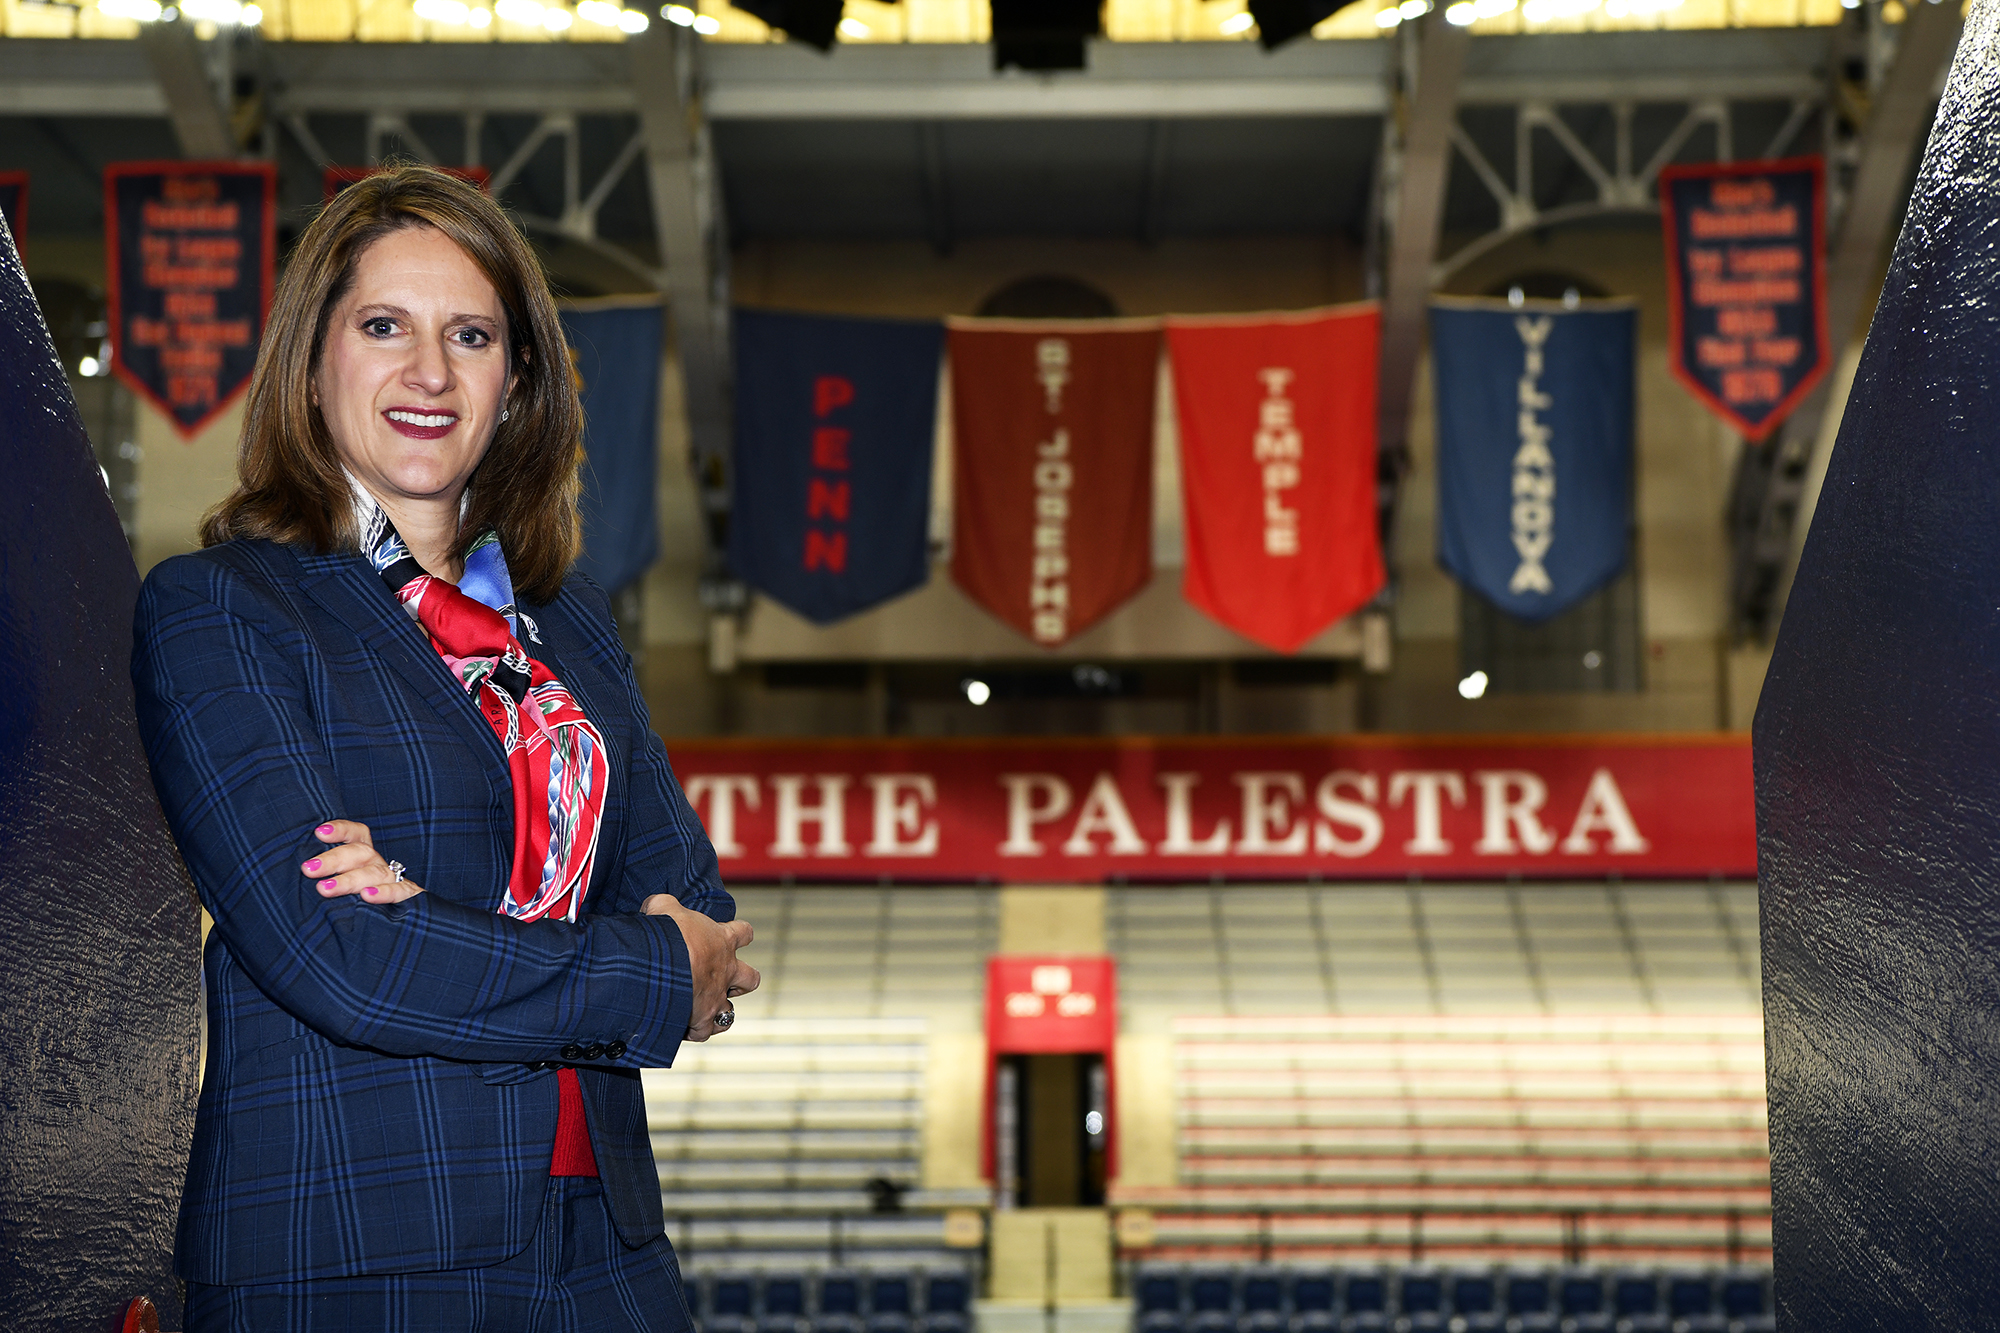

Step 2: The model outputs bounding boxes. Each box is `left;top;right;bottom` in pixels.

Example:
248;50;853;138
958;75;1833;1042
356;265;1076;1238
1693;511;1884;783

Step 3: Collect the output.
202;164;582;603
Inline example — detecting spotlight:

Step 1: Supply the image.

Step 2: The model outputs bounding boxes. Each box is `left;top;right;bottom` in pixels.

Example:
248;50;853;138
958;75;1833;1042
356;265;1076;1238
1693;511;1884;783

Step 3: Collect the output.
962;678;992;706
729;0;842;48
989;0;1101;71
1242;0;1359;50
78;356;100;377
1457;671;1489;700
836;13;867;33
1218;7;1254;29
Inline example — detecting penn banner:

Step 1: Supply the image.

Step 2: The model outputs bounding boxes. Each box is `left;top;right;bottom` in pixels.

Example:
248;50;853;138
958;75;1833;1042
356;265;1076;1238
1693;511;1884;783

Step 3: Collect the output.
0;173;25;258
1166;305;1384;653
948;318;1160;647
663;734;1756;882
106;161;276;438
1430;297;1636;623
729;308;945;624
1660;157;1829;441
560;298;663;594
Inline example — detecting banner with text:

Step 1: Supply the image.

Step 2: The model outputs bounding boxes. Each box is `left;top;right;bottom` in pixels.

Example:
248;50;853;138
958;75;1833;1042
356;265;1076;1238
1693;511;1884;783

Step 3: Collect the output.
1167;305;1384;652
562;299;663;594
949;318;1160;647
106;161;276;439
1431;298;1636;623
731;308;945;623
1660;157;1828;441
0;173;25;259
667;735;1755;882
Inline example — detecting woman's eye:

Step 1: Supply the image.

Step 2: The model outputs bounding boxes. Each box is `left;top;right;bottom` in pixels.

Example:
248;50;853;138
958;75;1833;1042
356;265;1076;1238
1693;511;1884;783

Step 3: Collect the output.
454;328;492;348
363;318;396;337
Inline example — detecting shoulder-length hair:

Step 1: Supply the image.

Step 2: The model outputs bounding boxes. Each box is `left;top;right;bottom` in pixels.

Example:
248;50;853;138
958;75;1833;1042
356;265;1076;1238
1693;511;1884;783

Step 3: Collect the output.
202;164;582;603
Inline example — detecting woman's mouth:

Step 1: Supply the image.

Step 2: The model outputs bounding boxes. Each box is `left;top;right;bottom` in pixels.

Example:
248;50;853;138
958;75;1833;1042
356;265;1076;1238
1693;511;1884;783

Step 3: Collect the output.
383;408;460;440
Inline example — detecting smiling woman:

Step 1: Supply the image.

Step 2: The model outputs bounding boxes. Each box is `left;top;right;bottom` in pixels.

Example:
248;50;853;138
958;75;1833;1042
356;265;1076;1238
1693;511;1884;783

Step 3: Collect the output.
134;165;756;1332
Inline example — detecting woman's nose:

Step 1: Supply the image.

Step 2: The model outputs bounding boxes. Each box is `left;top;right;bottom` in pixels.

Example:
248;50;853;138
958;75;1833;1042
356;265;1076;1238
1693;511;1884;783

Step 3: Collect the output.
403;336;451;394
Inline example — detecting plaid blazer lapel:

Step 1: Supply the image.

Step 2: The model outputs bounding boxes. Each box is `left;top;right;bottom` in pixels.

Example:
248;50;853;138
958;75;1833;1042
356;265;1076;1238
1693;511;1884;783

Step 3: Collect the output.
294;552;512;793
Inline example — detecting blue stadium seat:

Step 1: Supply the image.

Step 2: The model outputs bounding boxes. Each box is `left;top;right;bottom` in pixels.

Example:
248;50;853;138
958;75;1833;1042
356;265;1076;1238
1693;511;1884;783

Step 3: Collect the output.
710;1277;757;1333
1611;1275;1659;1319
762;1276;810;1333
1137;1269;1185;1333
1666;1276;1713;1320
868;1275;915;1333
817;1275;865;1333
1505;1273;1557;1333
1342;1274;1387;1315
1719;1274;1768;1319
1449;1272;1499;1331
924;1272;972;1329
1731;1319;1776;1333
1290;1274;1336;1333
1239;1270;1287;1333
1189;1271;1237;1333
1559;1271;1611;1331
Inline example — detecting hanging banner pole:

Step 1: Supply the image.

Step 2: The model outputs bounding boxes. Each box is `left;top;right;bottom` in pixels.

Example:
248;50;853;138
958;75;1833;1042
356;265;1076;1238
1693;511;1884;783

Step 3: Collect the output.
105;161;277;440
1659;156;1829;442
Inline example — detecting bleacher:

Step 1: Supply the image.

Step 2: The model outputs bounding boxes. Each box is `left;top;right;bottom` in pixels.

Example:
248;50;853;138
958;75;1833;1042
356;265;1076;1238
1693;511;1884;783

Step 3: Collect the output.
692;1267;975;1333
1130;1264;1774;1333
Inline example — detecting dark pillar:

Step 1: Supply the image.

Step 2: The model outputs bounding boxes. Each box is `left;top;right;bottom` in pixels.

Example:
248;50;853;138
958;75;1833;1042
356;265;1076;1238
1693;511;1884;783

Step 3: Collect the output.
0;222;200;1321
1754;12;2000;1328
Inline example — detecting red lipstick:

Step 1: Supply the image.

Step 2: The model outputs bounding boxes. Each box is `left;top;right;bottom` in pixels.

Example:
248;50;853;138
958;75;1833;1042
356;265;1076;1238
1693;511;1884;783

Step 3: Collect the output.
382;407;460;440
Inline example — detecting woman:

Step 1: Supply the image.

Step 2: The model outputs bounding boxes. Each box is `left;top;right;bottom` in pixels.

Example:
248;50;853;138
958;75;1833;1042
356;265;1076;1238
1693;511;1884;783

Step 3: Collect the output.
133;164;756;1330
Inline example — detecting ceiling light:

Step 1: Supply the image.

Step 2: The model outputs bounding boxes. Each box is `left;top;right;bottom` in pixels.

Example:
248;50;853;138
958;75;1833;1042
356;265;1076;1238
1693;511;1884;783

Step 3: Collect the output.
99;0;165;18
468;5;492;22
542;4;573;27
836;13;867;33
1375;5;1401;22
179;0;246;21
962;678;992;706
1444;1;1474;20
617;6;648;27
1457;670;1489;700
1397;0;1430;17
691;10;718;29
416;0;471;20
1219;8;1255;29
496;0;543;20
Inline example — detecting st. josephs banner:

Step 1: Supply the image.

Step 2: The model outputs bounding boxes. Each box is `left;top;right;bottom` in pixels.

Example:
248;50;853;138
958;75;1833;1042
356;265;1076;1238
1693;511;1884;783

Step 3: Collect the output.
106;161;276;438
730;308;945;624
1431;298;1636;623
561;298;664;594
1167;305;1384;652
949;318;1160;647
1660;157;1828;441
0;173;25;259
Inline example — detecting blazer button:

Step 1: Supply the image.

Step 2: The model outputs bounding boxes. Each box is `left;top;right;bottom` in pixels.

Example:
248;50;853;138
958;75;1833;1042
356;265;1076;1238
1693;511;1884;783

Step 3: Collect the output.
560;1043;583;1061
584;1042;605;1060
606;1040;628;1060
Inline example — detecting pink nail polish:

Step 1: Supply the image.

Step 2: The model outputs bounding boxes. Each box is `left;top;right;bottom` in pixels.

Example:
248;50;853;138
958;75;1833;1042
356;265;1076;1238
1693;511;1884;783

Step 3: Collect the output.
304;858;322;873
317;823;337;837
363;886;378;897
319;879;337;891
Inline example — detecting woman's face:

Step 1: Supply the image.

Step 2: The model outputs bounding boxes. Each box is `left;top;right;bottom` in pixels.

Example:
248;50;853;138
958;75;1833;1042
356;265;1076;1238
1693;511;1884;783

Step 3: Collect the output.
315;225;511;512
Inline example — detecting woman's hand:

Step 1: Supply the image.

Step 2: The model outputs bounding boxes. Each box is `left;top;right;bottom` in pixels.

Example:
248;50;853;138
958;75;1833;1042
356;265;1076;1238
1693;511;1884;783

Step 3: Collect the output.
642;894;757;1042
304;820;425;905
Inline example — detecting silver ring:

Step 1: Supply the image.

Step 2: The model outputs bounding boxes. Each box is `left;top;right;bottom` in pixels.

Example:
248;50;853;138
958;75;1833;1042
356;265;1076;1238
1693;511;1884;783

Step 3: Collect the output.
712;1008;735;1031
387;860;405;883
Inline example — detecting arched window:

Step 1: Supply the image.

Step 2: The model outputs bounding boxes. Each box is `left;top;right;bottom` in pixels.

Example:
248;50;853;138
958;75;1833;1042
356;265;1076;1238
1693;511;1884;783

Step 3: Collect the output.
975;275;1119;320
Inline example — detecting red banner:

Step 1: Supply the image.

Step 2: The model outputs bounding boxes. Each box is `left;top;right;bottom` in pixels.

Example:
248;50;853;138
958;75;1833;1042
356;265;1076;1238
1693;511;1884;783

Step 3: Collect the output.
948;318;1160;647
1168;305;1385;652
106;161;276;438
668;734;1754;882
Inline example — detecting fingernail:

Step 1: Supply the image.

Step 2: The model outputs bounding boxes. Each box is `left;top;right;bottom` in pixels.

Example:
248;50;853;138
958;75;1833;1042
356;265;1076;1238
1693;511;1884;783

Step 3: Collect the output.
304;858;322;873
316;823;337;837
319;879;337;891
363;886;378;897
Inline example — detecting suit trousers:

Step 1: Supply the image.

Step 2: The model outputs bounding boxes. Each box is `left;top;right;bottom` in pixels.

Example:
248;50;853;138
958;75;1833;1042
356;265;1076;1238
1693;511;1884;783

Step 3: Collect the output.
184;1178;696;1333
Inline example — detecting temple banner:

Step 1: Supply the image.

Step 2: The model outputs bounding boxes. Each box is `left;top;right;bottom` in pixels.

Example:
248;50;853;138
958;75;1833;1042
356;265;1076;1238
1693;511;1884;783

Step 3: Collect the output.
667;734;1756;881
1431;298;1636;623
106;161;276;438
1660;157;1829;441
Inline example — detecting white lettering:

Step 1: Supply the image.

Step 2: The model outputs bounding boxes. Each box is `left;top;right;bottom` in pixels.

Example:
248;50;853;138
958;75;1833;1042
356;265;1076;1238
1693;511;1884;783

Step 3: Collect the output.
1031;423;1073;643
768;775;852;858
1388;771;1467;855
1233;772;1308;855
1473;770;1558;855
1036;337;1071;413
999;774;1072;856
1561;768;1651;854
864;774;940;857
1313;771;1383;858
1062;773;1148;856
1510;314;1557;596
684;775;760;858
1255;366;1302;558
1157;773;1232;854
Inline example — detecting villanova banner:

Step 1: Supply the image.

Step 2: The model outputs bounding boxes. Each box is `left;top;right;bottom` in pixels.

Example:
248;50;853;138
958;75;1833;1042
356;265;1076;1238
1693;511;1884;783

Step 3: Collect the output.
1430;297;1636;623
560;298;663;594
0;173;24;258
105;161;276;438
1660;157;1829;441
949;318;1160;648
729;308;945;624
1167;305;1384;653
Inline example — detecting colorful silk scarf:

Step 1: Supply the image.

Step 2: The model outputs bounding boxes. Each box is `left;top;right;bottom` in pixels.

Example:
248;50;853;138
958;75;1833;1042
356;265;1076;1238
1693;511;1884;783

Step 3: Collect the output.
365;504;608;924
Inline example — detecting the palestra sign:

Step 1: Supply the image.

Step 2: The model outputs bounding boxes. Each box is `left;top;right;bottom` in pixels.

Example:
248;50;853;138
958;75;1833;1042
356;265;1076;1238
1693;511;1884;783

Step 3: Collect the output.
663;735;1754;882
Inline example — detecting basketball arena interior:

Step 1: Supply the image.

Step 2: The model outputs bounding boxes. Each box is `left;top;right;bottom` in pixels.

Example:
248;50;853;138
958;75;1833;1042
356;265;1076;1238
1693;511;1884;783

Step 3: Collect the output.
0;0;1982;1325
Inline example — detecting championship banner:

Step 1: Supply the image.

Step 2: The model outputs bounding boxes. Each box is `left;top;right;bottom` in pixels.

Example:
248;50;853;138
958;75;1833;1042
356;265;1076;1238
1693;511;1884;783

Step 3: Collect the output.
0;173;26;258
948;318;1160;647
666;734;1756;882
1430;298;1636;623
106;161;276;439
730;308;945;624
1166;305;1384;653
1660;157;1828;441
561;298;664;594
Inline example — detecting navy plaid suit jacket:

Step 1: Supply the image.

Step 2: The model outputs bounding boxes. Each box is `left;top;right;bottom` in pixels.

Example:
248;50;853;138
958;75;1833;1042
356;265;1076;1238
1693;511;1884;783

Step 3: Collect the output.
133;538;732;1287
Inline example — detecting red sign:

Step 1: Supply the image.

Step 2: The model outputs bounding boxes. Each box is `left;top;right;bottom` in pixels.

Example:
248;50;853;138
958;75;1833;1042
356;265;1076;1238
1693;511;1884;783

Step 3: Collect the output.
105;161;276;438
987;956;1118;1055
667;734;1754;882
1660;157;1829;441
1168;304;1385;652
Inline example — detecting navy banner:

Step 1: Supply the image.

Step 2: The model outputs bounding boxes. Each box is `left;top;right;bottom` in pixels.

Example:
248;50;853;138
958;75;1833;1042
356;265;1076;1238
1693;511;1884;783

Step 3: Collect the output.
729;308;945;624
1431;298;1636;623
0;173;25;258
105;161;276;438
1660;157;1828;441
561;299;664;595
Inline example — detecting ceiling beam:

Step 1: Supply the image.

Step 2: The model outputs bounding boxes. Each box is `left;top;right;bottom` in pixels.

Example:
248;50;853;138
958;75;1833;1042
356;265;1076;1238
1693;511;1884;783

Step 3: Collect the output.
136;19;235;159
